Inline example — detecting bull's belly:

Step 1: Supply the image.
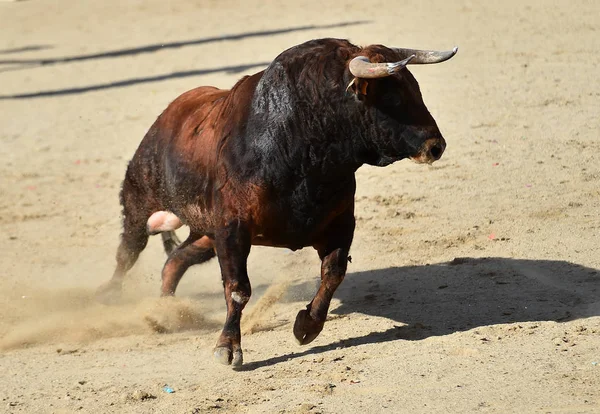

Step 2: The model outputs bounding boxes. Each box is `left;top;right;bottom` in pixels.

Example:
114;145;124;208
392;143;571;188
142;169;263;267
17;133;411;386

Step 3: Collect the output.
146;209;330;251
250;231;316;251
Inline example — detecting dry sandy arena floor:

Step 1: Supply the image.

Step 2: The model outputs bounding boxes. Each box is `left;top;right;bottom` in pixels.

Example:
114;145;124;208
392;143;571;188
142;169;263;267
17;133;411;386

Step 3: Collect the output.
1;0;599;413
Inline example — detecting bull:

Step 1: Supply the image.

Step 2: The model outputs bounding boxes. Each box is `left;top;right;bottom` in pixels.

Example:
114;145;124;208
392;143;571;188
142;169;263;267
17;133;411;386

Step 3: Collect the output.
98;38;457;367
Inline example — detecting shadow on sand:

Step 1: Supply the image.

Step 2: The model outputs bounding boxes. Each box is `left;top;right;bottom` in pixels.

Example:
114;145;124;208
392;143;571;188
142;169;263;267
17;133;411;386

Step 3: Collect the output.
0;45;53;55
0;62;270;99
0;21;368;67
0;20;370;99
242;257;600;370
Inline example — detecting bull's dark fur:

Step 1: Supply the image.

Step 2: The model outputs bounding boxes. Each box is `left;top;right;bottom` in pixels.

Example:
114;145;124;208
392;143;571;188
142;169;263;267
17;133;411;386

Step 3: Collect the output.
100;38;449;367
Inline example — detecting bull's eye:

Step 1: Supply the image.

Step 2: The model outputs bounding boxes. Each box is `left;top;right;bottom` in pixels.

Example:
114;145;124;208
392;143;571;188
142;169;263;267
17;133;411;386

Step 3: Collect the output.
381;91;403;109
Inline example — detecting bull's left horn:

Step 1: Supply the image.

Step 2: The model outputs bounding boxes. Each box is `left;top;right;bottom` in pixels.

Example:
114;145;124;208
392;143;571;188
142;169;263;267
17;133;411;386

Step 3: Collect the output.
349;54;415;79
391;46;458;64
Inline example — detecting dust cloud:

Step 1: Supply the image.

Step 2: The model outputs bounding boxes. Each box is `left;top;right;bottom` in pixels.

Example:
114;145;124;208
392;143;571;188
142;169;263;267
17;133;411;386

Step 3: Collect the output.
0;284;220;350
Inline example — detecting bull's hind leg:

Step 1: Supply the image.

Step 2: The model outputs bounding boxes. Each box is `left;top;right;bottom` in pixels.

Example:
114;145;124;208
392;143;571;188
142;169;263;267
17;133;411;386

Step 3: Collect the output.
97;178;153;302
294;210;354;345
160;234;216;296
97;213;149;302
212;221;252;368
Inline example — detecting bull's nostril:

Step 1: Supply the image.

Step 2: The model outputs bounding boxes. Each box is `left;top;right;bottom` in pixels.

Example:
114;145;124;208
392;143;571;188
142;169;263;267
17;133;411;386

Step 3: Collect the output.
429;143;443;160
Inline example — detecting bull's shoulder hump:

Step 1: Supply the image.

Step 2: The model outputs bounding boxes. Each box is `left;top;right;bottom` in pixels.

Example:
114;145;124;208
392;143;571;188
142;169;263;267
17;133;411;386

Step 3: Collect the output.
158;86;230;124
174;86;229;107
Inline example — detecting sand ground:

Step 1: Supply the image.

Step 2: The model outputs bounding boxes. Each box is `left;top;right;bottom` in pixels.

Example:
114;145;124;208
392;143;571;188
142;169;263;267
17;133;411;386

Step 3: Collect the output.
1;0;599;412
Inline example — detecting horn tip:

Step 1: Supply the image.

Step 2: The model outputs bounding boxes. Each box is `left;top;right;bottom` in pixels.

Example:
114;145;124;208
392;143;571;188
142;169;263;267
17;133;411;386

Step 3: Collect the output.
452;46;459;54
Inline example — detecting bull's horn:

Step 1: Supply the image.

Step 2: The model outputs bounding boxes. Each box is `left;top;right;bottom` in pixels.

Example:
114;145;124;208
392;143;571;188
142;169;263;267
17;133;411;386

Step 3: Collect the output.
349;54;415;79
391;46;458;64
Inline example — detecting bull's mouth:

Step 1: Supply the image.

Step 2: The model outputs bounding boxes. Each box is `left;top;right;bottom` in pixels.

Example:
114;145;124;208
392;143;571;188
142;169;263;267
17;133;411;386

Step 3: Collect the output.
409;137;446;164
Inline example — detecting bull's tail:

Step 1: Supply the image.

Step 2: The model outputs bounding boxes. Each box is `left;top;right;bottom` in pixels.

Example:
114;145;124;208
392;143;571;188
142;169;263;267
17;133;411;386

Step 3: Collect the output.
161;231;182;255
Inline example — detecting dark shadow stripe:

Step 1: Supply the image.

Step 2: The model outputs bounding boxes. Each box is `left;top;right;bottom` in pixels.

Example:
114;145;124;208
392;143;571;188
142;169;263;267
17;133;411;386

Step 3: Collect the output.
0;21;369;66
0;62;270;99
0;45;53;55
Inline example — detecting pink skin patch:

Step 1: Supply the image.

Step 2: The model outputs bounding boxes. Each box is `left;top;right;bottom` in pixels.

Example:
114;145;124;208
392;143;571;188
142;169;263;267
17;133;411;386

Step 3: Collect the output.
147;211;183;234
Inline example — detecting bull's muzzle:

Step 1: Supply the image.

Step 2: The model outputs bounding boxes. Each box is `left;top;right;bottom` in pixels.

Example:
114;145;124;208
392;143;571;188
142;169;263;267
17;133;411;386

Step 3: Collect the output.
410;137;446;164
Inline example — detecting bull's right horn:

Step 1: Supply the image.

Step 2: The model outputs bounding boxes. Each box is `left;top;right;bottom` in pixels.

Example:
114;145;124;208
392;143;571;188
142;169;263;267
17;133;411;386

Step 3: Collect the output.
391;46;458;64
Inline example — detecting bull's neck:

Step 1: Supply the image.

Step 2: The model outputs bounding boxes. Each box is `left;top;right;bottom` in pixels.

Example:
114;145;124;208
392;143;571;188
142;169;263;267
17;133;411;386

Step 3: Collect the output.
252;124;363;182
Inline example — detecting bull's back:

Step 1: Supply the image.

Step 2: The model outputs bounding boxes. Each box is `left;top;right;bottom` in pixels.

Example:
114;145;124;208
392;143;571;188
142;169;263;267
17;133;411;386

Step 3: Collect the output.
124;86;229;213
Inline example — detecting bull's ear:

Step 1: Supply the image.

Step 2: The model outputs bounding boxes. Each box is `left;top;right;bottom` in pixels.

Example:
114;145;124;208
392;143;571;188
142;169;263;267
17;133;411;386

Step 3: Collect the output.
346;77;369;97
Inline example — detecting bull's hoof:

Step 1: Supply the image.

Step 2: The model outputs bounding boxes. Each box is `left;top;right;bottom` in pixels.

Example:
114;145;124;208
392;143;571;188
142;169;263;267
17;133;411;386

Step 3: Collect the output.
213;345;243;368
95;281;123;305
293;308;325;345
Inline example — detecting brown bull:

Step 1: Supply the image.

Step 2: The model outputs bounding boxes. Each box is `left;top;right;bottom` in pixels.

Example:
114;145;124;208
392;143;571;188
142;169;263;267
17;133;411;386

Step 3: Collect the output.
98;38;457;368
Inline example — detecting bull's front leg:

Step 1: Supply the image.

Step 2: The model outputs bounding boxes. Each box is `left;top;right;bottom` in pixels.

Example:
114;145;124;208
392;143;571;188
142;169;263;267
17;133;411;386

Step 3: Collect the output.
294;210;354;345
213;221;252;368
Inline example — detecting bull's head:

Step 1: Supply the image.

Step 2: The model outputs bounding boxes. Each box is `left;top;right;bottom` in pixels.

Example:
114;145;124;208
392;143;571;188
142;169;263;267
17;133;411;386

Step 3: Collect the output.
346;45;457;167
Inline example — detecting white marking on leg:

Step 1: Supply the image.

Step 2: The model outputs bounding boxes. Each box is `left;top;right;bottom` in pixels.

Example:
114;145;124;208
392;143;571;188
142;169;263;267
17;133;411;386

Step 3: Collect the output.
231;291;249;305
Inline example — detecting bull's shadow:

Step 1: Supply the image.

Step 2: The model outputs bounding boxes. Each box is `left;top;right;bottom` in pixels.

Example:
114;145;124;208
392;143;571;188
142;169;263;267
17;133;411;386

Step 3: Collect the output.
242;257;600;370
332;257;599;335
